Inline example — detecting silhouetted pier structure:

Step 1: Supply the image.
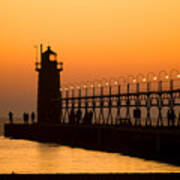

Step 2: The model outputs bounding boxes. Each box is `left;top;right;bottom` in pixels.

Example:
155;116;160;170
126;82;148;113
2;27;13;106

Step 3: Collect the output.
4;45;180;164
60;73;180;128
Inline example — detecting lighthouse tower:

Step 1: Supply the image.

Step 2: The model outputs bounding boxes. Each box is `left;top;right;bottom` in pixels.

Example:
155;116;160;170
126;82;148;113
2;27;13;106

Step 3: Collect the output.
35;45;63;124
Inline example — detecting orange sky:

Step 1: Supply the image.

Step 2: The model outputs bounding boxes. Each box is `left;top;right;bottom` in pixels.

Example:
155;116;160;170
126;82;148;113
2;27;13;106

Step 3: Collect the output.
0;0;180;117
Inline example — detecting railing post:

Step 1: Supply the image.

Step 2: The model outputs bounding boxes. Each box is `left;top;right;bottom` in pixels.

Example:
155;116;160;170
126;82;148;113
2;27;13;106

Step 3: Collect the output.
63;90;69;124
135;83;141;126
99;86;105;125
85;86;88;97
170;79;173;91
147;81;150;92
78;88;82;124
169;79;175;127
107;85;113;125
126;83;131;126
159;80;162;92
157;80;163;127
136;82;139;94
85;87;88;120
116;85;121;126
92;86;97;124
71;89;75;124
71;89;74;109
146;82;151;127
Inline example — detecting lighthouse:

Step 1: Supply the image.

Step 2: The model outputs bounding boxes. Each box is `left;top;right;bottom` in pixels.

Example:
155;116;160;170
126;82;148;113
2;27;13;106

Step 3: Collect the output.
35;45;63;124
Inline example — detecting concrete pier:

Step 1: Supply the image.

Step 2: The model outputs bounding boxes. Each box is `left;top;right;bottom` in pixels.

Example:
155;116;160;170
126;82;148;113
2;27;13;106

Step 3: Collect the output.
4;123;180;165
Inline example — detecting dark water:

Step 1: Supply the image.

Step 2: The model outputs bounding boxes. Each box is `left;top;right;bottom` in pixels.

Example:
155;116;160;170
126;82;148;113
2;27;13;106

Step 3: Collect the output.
0;118;180;174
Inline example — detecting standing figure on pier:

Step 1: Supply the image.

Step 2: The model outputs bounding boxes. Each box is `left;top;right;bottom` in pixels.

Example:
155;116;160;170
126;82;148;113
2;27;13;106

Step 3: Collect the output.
23;112;26;124
167;109;175;126
178;112;180;126
83;111;88;124
26;113;29;124
83;111;93;125
31;112;35;124
134;108;141;126
8;112;13;124
88;111;93;125
23;112;29;124
167;109;171;126
76;109;82;124
69;109;75;124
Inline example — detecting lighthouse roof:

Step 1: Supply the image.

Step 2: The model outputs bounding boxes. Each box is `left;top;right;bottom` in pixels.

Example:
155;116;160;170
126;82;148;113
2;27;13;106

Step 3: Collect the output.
43;46;57;55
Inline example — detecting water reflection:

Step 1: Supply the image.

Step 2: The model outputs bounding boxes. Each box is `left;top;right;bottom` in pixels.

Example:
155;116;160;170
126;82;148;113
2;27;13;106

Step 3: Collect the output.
0;136;180;174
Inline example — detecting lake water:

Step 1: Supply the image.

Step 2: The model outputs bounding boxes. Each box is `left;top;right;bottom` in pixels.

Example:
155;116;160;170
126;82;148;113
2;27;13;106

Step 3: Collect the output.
1;118;180;174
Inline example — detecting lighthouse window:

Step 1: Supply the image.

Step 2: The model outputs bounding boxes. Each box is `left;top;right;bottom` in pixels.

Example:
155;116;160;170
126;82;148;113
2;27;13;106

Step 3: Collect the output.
49;54;57;61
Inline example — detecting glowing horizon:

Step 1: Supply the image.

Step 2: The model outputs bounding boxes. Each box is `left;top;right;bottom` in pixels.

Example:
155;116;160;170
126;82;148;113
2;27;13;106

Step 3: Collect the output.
0;0;180;117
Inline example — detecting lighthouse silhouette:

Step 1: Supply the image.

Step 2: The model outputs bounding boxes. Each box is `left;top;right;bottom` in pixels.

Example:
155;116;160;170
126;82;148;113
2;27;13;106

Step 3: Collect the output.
35;45;63;124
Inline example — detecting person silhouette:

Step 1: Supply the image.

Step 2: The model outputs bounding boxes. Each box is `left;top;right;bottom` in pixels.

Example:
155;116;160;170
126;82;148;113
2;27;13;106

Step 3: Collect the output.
83;111;89;124
178;112;180;126
9;112;13;124
26;113;29;124
69;109;75;124
167;109;170;126
23;113;29;124
171;109;175;126
167;109;175;126
31;112;35;124
76;109;82;124
23;112;26;124
88;111;93;125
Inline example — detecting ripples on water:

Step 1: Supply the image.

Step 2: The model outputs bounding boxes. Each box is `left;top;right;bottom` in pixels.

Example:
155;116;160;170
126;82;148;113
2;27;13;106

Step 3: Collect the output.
0;118;180;174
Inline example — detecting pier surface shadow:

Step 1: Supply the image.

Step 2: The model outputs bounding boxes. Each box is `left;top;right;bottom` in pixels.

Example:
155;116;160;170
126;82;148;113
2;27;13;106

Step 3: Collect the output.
4;123;180;166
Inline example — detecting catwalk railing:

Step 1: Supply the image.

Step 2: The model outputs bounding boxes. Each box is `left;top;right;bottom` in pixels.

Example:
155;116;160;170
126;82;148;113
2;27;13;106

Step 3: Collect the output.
59;72;180;127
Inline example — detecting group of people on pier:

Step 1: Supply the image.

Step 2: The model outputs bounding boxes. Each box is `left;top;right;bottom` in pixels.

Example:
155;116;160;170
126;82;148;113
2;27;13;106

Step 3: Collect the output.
69;109;93;125
8;112;35;124
167;109;176;126
8;108;179;127
23;112;35;124
66;108;179;127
